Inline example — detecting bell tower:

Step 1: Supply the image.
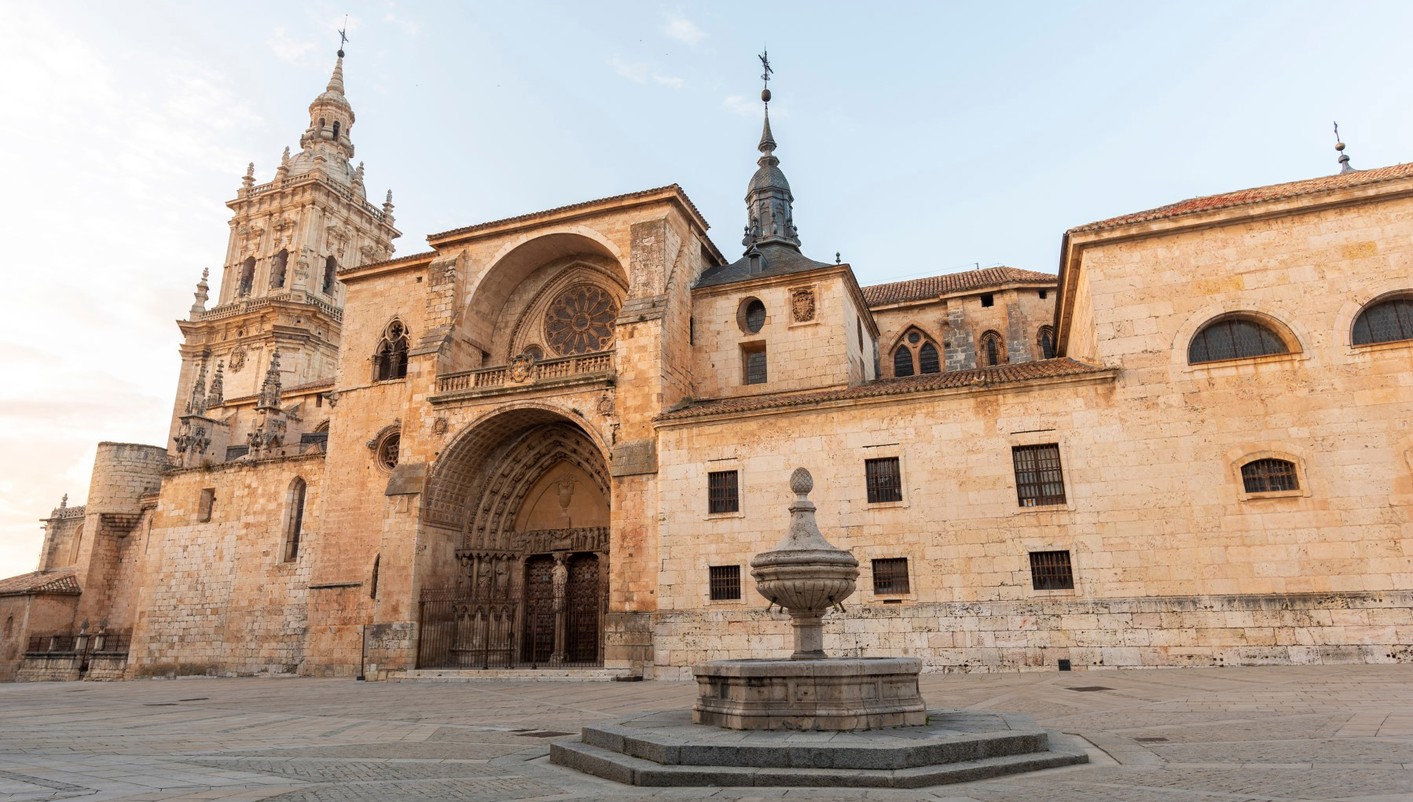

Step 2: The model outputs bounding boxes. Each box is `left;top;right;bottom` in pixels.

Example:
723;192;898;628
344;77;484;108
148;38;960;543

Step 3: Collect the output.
169;45;401;463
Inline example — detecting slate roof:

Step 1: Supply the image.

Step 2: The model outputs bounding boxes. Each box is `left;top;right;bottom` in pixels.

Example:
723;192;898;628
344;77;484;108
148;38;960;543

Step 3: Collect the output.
1071;163;1413;233
658;358;1106;421
861;267;1057;307
0;569;81;597
694;242;835;289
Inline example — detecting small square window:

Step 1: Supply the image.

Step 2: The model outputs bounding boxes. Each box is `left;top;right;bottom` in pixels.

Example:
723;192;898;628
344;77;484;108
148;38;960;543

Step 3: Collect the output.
709;565;741;600
1039;289;1048;300
743;344;767;385
980;293;994;307
1240;459;1298;493
872;558;910;594
1029;550;1074;590
708;470;740;514
865;457;903;503
1013;444;1066;506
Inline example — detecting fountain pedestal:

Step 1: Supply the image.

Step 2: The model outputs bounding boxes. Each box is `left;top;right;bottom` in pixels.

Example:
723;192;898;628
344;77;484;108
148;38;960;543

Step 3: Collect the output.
691;468;925;731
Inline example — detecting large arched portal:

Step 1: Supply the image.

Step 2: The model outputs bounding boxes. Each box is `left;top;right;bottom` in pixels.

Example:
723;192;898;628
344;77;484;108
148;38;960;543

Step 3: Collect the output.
418;411;610;669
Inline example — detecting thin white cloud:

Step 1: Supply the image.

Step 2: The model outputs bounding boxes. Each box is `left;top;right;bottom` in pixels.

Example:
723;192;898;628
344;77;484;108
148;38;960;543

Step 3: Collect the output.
610;56;649;84
384;12;421;36
723;95;756;116
268;27;317;65
664;16;707;46
610;57;684;89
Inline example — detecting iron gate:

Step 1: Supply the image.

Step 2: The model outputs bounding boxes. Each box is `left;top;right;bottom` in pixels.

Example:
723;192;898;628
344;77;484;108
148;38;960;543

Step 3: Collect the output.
416;553;604;669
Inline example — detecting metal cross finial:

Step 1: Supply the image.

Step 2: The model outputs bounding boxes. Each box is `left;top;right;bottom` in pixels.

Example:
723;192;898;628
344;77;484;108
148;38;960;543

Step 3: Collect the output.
759;49;773;88
1333;121;1341;143
337;16;350;56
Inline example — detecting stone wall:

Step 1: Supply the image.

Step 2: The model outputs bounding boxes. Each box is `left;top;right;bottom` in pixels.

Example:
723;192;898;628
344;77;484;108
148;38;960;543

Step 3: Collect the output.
127;454;322;677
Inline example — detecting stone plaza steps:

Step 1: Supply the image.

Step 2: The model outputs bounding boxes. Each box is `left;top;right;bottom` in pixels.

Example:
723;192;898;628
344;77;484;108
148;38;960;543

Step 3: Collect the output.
388;668;634;682
549;709;1090;788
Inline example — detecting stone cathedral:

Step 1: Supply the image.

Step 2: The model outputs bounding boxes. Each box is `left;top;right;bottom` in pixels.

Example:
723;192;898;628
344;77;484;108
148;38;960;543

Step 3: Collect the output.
4;52;1411;683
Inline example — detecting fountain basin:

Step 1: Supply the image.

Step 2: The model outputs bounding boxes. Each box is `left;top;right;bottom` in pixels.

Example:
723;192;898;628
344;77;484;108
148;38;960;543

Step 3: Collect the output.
693;656;926;731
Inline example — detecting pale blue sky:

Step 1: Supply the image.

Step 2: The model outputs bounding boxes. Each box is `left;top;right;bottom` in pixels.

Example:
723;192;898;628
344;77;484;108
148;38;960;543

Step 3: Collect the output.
2;1;1412;577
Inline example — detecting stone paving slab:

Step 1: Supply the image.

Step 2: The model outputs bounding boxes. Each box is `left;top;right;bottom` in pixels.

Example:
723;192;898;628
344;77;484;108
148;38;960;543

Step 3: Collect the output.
0;665;1409;800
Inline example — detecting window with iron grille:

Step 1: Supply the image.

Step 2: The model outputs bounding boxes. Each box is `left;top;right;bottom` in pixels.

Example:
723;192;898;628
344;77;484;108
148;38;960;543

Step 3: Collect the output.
1029;550;1074;590
709;565;741;600
1241;458;1299;493
708;470;740;514
1188;317;1289;364
1013;444;1066;506
872;558;910;594
743;345;767;385
1352;297;1413;345
865;457;903;503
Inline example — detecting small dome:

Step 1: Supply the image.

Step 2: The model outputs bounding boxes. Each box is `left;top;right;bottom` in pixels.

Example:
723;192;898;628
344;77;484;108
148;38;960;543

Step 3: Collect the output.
749;163;792;195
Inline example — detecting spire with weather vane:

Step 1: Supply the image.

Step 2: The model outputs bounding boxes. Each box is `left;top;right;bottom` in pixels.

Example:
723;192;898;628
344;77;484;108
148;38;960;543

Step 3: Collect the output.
742;50;801;252
1333;121;1355;175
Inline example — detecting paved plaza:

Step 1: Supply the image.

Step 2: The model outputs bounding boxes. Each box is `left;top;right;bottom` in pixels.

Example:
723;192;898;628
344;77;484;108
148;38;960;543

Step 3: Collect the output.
1;665;1411;801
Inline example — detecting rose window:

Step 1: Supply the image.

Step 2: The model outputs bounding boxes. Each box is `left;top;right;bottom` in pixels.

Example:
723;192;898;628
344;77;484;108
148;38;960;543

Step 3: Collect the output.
545;285;618;355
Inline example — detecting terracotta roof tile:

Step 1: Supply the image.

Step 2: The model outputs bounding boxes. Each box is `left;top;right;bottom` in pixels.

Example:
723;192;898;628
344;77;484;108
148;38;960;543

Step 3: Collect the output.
862;267;1056;307
429;184;707;241
659;358;1106;421
1072;163;1413;234
0;569;80;596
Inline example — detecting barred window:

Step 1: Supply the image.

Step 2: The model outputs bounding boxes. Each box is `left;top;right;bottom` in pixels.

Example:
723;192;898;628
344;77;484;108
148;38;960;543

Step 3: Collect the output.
1188;316;1289;364
1029;550;1074;590
709;565;741;600
1038;326;1056;359
1352;296;1413;345
981;331;1005;366
893;345;914;377
1013;444;1066;506
865;457;903;503
708;470;740;514
918;342;940;373
872;558;910;594
743;344;767;385
1241;458;1299;493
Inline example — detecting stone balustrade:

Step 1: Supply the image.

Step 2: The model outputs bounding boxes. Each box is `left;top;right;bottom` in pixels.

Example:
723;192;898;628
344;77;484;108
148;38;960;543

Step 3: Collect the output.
435;351;613;396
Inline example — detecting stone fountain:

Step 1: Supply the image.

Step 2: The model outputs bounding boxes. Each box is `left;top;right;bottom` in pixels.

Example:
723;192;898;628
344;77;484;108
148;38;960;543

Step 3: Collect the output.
693;467;927;731
551;468;1088;787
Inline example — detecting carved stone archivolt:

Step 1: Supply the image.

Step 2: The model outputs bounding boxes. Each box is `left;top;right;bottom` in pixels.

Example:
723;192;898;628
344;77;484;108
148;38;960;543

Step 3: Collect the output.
462;423;609;552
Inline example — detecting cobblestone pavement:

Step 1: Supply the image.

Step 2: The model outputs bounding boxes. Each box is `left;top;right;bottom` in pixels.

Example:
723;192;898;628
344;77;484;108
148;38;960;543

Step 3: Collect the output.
1;665;1411;801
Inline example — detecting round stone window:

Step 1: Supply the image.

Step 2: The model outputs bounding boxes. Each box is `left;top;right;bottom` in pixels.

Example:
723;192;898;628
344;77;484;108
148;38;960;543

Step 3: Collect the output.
545;285;618;356
376;431;400;471
738;297;767;334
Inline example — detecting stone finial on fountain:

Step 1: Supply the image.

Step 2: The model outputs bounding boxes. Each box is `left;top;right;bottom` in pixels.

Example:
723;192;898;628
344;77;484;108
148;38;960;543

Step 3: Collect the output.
750;467;859;660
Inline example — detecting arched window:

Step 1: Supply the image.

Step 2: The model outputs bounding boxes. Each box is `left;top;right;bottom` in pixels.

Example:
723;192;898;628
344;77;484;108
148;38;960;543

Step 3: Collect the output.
919;342;940;373
1037;326;1056;359
332;120;341;141
269;249;288;289
283;477;307;562
980;331;1005;366
890;328;942;377
521;344;544;361
1188;315;1290;364
893;345;914;377
1352;295;1413;345
238;257;256;297
374;320;409;381
1240;458;1299;493
322;256;338;295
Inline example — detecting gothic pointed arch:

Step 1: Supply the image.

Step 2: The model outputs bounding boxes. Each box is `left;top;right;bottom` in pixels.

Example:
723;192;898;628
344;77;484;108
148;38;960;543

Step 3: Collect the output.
980;330;1007;366
373;318;409;381
888;326;942;377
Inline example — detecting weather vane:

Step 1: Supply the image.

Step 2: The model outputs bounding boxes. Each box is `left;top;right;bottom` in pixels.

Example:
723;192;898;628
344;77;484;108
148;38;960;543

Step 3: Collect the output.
759;49;773;104
337;16;350;57
1333;121;1341;143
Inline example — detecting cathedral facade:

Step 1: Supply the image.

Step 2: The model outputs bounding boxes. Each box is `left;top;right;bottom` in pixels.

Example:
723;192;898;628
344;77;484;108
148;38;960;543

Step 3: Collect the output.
4;54;1411;682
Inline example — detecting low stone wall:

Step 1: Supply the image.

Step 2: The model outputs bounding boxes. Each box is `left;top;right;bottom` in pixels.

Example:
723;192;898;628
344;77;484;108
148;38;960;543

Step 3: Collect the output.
15;653;82;682
653;590;1413;680
361;621;416;680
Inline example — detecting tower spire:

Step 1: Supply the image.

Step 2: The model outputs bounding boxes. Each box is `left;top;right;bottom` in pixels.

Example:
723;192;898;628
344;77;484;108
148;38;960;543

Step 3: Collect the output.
1334;121;1355;174
742;50;800;252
